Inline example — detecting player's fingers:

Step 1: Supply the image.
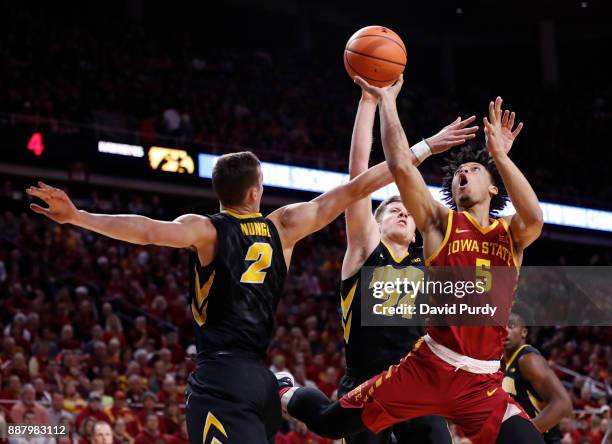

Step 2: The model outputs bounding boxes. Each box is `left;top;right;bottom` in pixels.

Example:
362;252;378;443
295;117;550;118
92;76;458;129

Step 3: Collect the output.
26;187;48;199
456;115;476;128
483;116;492;129
495;96;503;122
38;181;52;190
508;112;516;129
488;101;495;123
512;122;524;138
454;126;479;135
354;76;373;91
501;110;510;127
30;203;49;215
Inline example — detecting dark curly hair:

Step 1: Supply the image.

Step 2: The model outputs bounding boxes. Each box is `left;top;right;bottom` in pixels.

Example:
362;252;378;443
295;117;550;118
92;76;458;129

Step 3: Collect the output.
441;142;508;216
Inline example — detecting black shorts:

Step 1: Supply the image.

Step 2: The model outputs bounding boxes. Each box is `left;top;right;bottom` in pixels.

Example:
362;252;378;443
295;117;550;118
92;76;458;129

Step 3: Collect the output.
186;353;281;444
338;370;452;444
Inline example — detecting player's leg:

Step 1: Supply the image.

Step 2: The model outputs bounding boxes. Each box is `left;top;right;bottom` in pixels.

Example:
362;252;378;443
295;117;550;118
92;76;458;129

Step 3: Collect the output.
337;374;392;444
186;388;269;444
187;357;281;444
392;416;453;444
495;415;545;444
281;384;368;439
279;342;446;439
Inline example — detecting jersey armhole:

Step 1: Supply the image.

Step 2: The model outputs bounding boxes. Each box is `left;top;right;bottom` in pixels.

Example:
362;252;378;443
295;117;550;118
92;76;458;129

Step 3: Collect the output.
425;210;454;266
265;218;288;274
499;217;519;268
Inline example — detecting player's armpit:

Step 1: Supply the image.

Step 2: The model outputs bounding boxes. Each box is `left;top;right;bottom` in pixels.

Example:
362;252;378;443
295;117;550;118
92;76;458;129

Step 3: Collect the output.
518;353;572;432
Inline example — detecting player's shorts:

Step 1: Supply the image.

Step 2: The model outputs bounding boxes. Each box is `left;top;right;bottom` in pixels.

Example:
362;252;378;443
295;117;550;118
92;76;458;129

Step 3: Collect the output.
339;337;531;444
186;352;281;444
337;370;452;444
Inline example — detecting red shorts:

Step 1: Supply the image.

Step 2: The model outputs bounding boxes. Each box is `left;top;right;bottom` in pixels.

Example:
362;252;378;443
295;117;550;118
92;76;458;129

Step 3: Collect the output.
339;338;531;444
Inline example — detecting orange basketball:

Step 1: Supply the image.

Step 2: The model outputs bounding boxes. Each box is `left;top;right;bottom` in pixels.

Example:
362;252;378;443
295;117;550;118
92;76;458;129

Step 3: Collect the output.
344;25;406;87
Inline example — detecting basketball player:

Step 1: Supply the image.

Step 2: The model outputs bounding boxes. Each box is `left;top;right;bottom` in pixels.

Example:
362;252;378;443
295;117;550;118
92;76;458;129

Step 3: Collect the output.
277;78;546;444
331;84;478;443
503;313;572;443
26;150;401;443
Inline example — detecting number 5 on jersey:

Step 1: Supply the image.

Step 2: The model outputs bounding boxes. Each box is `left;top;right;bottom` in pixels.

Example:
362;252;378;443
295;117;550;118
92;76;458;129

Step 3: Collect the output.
240;242;273;284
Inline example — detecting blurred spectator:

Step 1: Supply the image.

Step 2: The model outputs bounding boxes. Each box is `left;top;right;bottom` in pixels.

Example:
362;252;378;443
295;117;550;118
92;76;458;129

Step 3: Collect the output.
75;393;112;429
134;413;167;444
8;410;53;444
92;421;113;444
107;391;139;438
47;391;74;427
9;384;49;424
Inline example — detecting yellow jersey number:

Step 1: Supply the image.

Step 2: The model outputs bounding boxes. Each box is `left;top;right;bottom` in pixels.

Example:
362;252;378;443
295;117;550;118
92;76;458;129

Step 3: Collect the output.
476;257;492;292
240;242;273;284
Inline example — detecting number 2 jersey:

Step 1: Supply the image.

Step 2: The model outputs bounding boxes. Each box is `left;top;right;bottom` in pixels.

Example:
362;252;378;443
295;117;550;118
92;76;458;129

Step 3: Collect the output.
189;210;287;360
425;210;518;361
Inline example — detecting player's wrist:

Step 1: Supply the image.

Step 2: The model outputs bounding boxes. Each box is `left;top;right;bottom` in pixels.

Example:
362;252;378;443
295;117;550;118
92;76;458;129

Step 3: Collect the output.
411;139;432;164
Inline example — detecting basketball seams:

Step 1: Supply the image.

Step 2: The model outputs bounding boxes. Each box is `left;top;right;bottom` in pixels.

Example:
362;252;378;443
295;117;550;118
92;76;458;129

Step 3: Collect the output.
345;48;405;67
346;34;407;57
344;52;398;85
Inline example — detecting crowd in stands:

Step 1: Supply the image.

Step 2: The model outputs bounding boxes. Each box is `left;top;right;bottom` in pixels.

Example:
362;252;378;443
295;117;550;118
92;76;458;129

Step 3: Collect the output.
0;181;610;443
2;5;612;210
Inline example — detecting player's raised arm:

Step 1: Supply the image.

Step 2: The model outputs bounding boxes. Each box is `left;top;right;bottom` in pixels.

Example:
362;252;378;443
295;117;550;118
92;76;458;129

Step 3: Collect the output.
26;182;215;249
344;83;480;275
483;97;544;249
268;162;393;249
343;87;382;273
355;76;476;238
518;353;573;433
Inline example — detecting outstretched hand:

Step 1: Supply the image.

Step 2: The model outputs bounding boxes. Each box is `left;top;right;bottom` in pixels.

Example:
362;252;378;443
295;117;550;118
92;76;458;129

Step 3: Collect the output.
353;75;404;101
483;96;523;157
426;116;479;154
26;182;78;224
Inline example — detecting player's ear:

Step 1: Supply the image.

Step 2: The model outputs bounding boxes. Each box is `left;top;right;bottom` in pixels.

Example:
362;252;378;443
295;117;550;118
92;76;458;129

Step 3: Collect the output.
488;184;498;197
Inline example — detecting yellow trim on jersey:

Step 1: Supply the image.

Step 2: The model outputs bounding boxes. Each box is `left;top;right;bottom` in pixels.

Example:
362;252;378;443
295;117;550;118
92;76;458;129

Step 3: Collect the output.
462;211;499;234
425;210;454;266
381;240;410;263
192;268;216;327
222;209;263;219
203;412;228;442
505;344;529;370
499;217;518;268
341;281;358;343
527;389;545;413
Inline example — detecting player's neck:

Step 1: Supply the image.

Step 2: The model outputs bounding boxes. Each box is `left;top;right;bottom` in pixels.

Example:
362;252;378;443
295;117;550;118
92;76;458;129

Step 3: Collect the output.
382;236;411;259
221;204;260;216
460;202;492;227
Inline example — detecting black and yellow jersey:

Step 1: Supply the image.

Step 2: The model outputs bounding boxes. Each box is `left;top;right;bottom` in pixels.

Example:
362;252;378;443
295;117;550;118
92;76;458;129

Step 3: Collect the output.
340;241;425;375
189;210;286;361
503;344;562;443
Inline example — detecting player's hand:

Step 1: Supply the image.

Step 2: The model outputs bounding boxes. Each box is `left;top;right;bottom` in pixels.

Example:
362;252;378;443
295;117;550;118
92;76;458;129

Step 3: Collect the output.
483;96;523;158
26;182;79;224
360;86;378;104
353;75;403;101
425;116;479;154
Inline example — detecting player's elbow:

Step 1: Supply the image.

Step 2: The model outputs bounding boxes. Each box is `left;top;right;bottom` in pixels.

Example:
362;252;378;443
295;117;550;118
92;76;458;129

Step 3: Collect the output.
526;208;544;236
387;159;411;181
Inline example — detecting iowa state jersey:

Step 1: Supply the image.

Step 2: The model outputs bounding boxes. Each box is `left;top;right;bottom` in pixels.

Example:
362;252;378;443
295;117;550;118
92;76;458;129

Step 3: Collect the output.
340;241;425;374
503;345;562;443
425;210;518;360
190;210;287;360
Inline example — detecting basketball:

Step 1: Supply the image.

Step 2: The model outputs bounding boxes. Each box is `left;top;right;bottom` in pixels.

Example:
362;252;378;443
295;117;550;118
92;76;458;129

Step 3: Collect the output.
344;25;406;87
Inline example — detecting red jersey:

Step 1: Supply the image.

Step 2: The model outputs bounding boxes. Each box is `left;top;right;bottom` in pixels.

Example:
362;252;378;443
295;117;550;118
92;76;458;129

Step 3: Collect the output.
425;210;518;360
